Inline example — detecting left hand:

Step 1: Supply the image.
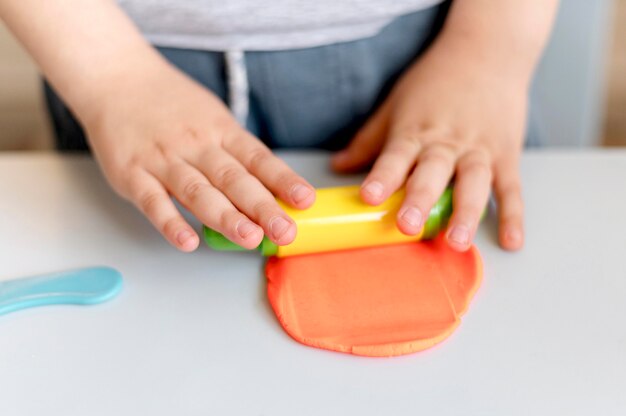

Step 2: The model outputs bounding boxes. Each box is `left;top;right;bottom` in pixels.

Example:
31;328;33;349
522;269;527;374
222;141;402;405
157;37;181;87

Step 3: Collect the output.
331;35;529;252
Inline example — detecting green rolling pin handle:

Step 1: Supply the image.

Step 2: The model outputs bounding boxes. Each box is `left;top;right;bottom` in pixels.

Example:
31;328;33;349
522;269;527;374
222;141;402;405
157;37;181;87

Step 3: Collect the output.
203;187;454;255
421;189;488;238
421;187;454;239
203;225;278;256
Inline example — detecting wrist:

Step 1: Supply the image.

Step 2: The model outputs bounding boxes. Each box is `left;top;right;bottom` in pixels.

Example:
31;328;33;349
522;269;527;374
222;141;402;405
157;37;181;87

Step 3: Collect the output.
433;28;537;88
70;46;171;127
434;0;558;87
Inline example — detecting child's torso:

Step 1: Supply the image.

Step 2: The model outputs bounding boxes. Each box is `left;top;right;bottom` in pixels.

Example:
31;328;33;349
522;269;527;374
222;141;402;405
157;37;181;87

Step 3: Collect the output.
117;0;445;51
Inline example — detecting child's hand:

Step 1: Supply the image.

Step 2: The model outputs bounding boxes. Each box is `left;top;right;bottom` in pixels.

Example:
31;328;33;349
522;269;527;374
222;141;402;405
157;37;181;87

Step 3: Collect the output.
332;34;528;252
83;63;315;252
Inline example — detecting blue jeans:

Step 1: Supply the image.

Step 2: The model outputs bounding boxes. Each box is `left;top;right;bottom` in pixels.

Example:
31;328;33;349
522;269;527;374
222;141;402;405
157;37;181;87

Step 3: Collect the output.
45;2;540;151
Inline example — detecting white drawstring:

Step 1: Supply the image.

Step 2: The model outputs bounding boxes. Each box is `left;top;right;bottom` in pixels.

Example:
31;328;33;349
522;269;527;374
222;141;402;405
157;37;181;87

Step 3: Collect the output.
224;49;250;126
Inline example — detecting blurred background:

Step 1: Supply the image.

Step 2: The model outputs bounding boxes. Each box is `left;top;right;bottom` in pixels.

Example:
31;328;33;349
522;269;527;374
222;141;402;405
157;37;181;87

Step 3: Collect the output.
0;0;624;151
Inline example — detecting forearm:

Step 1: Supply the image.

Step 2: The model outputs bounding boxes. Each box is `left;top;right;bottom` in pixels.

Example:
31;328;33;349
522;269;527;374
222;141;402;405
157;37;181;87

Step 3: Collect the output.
437;0;559;83
0;0;166;122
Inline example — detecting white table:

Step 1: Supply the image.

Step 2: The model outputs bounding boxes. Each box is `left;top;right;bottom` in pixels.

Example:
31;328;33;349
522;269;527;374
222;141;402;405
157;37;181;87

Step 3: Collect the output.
1;150;625;415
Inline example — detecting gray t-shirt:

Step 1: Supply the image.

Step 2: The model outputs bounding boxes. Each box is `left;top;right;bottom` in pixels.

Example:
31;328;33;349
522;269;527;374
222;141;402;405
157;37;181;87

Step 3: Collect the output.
117;0;444;51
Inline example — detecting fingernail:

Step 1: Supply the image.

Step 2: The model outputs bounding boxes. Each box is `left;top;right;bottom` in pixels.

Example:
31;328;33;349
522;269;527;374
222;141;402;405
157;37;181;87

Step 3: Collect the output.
363;181;384;199
400;206;423;228
269;216;291;240
290;184;312;204
448;225;470;246
237;220;258;239
505;228;522;244
177;230;194;246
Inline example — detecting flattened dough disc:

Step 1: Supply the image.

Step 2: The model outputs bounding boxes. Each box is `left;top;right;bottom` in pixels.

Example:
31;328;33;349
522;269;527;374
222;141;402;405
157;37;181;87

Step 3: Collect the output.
266;235;483;357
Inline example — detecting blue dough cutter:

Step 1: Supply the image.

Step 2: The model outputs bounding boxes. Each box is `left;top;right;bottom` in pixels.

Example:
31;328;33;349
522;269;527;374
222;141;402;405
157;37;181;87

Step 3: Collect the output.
0;266;123;316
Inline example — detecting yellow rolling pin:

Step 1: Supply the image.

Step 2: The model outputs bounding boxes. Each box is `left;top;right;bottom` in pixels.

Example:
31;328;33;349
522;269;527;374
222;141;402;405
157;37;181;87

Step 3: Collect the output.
203;185;453;257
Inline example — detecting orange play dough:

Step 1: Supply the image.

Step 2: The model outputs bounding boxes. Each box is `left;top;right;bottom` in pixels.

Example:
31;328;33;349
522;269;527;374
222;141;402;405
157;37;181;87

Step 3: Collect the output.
265;235;483;357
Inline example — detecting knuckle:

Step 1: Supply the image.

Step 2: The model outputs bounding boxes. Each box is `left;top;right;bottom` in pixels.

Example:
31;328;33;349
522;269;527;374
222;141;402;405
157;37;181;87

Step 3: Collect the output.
218;210;237;231
367;168;397;187
427;140;458;153
383;148;407;161
126;152;140;165
246;147;273;172
214;164;244;189
468;148;491;163
459;148;490;165
108;152;135;176
137;192;161;218
501;191;525;213
458;158;492;178
408;185;440;205
148;141;177;163
162;216;181;236
180;126;202;143
125;155;144;174
500;209;524;230
390;125;422;142
276;170;298;189
420;148;455;167
181;180;210;203
153;141;167;159
501;211;523;225
252;200;278;219
457;203;485;220
385;138;419;157
119;170;145;200
498;180;522;198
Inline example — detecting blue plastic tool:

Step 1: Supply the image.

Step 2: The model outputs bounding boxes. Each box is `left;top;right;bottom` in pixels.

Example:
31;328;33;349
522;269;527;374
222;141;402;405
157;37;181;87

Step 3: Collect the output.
0;266;123;316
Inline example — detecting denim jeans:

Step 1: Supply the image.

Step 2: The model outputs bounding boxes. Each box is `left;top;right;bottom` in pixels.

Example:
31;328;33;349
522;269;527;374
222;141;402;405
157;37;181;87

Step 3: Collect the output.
44;2;540;152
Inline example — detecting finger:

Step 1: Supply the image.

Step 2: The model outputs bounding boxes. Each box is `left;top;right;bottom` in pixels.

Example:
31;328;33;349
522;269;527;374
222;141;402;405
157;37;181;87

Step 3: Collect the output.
331;101;391;173
127;169;199;252
493;160;524;251
193;149;297;246
223;135;315;209
161;161;264;250
445;149;493;252
360;135;421;205
396;143;457;235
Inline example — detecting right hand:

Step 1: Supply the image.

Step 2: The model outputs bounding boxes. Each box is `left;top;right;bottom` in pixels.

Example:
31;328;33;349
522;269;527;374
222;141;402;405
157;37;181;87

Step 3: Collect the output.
80;62;316;252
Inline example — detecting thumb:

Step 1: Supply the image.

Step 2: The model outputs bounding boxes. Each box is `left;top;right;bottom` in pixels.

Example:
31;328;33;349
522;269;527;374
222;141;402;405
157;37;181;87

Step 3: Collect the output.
331;101;391;173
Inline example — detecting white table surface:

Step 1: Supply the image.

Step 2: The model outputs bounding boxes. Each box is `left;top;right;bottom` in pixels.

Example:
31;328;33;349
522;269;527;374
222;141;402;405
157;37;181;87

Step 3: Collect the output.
1;150;625;415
